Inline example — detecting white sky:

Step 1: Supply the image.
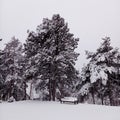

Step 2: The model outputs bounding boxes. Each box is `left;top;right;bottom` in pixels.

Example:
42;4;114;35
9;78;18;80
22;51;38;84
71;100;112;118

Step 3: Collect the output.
0;0;120;70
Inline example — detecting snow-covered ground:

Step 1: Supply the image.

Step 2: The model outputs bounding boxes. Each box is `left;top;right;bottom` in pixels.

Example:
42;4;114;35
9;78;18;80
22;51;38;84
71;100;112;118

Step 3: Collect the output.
0;101;120;120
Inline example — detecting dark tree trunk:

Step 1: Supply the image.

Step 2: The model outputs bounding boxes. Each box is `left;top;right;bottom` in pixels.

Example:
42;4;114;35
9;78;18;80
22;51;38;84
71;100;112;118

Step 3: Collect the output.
108;93;113;106
101;96;104;105
52;80;56;101
23;81;27;100
91;92;95;104
48;79;52;101
50;61;57;101
107;71;113;106
51;33;59;101
30;82;33;100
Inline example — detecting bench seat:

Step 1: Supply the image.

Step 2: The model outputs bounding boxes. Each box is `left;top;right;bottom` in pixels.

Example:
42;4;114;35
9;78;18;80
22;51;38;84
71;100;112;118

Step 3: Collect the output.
60;97;78;104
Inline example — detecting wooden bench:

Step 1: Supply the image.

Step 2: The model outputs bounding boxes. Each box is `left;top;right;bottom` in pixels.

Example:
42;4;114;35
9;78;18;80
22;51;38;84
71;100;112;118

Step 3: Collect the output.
60;97;78;104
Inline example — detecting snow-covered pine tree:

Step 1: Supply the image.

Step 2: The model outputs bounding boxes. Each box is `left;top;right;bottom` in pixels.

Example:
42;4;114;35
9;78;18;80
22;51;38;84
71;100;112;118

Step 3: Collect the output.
24;14;79;101
86;37;120;105
75;64;94;103
0;40;5;100
2;37;25;101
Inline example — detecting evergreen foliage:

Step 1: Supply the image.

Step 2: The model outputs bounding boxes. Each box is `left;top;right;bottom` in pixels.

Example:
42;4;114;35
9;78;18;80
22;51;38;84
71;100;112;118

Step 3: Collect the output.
24;14;79;101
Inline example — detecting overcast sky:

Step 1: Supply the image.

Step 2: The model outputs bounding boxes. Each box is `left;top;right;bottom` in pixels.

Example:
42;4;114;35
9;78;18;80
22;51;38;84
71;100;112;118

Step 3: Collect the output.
0;0;120;70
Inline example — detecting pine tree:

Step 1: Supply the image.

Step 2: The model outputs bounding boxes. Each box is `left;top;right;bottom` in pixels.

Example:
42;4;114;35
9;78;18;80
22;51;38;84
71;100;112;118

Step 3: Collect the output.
1;37;25;101
86;37;120;105
24;14;79;101
75;64;91;103
0;39;5;100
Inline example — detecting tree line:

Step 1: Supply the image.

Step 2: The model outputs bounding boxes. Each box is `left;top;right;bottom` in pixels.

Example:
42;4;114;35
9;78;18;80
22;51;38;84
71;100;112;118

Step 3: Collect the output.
0;14;120;106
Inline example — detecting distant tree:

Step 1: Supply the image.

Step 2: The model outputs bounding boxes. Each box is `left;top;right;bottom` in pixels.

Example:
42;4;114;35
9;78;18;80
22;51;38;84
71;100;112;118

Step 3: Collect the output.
24;14;79;101
0;39;5;100
1;37;25;101
86;37;120;105
76;64;91;103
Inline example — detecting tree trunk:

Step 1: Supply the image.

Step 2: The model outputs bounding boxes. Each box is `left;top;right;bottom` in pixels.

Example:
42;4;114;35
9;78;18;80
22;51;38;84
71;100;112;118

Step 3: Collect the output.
48;79;52;101
23;81;27;100
91;92;95;104
107;72;113;106
52;80;56;101
30;82;33;100
108;93;113;106
101;96;104;105
51;62;57;101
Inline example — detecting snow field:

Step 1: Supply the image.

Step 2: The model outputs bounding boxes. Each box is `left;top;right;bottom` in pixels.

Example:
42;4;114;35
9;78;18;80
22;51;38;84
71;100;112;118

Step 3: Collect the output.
0;101;120;120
